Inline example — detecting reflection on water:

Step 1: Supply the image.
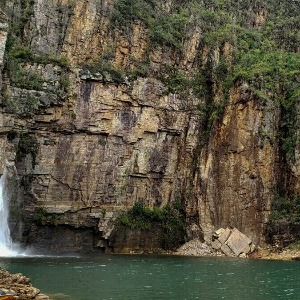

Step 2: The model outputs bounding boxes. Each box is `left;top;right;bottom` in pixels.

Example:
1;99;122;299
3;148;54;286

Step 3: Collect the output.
1;255;300;300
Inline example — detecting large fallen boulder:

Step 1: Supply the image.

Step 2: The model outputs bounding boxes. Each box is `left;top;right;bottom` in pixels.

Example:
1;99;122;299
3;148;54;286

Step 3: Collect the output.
212;227;256;257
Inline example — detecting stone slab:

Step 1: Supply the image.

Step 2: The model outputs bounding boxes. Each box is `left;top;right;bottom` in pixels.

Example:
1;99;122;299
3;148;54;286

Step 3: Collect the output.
226;228;252;256
218;227;232;244
221;243;235;257
241;244;251;254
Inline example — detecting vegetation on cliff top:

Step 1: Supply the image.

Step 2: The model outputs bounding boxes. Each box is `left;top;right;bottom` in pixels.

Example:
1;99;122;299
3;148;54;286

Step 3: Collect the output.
110;0;300;156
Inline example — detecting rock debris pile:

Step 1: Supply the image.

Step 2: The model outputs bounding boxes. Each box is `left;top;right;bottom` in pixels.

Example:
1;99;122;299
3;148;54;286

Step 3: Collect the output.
175;238;223;257
176;227;256;258
0;268;49;300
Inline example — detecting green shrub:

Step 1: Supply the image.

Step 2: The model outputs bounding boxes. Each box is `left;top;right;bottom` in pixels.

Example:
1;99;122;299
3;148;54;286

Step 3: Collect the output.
4;93;40;117
10;64;44;91
116;201;186;249
37;209;47;225
36;209;60;226
82;60;125;84
111;0;155;30
286;241;300;251
21;174;35;191
16;133;39;166
111;0;189;50
9;45;33;60
270;194;300;223
159;66;191;94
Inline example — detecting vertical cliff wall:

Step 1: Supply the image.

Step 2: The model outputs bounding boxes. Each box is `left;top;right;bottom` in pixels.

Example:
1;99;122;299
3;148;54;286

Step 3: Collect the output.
0;0;299;252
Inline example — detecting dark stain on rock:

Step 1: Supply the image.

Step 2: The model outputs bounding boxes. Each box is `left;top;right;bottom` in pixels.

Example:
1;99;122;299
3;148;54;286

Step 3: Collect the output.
80;81;93;102
151;179;163;205
149;138;173;174
119;108;137;129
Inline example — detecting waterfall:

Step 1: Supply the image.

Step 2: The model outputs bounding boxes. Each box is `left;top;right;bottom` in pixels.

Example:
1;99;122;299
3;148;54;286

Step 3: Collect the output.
0;166;17;257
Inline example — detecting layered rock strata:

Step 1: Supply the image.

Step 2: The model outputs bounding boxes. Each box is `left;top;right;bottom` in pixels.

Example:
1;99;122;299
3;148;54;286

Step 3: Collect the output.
0;0;299;252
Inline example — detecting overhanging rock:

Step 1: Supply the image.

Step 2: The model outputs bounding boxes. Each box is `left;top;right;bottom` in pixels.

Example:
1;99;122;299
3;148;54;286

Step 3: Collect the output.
212;227;256;257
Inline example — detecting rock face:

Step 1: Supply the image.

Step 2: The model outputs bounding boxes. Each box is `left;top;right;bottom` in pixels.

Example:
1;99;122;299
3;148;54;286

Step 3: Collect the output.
0;0;299;253
109;226;165;254
212;228;256;257
198;84;277;244
0;268;49;300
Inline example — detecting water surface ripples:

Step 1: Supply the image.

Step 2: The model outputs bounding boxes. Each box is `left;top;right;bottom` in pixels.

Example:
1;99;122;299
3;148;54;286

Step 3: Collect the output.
0;255;299;300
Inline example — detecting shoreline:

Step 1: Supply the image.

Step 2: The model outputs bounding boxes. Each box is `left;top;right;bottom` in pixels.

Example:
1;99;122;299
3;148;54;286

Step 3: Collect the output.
110;240;300;261
255;247;300;261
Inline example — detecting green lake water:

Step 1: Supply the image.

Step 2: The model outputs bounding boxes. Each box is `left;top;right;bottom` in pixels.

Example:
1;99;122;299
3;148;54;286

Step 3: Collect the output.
0;255;299;300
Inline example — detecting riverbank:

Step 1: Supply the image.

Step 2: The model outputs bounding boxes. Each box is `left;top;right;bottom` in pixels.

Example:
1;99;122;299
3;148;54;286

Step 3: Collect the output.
256;247;300;261
173;238;300;261
0;268;49;300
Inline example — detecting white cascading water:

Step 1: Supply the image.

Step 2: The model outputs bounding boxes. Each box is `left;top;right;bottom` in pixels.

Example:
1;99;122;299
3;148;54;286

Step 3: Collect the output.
0;166;17;256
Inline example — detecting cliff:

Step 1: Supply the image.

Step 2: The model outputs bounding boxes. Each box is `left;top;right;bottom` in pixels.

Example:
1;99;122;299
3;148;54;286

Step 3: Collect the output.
0;0;299;253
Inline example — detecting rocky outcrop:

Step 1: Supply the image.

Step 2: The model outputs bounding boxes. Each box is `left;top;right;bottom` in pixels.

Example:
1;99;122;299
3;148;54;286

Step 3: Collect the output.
0;268;49;300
